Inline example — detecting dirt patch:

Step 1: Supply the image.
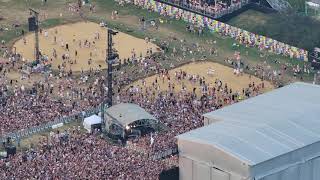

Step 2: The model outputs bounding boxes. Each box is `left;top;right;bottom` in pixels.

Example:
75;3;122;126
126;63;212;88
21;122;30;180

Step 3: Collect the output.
130;61;274;95
13;21;159;72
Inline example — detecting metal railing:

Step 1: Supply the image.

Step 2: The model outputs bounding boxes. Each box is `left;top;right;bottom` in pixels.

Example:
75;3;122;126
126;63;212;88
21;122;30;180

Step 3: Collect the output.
155;0;250;18
150;147;178;160
1;106;101;143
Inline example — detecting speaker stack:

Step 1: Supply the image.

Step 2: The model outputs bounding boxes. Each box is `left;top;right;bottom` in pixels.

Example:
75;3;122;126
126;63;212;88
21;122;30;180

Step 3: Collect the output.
5;145;16;156
28;17;37;32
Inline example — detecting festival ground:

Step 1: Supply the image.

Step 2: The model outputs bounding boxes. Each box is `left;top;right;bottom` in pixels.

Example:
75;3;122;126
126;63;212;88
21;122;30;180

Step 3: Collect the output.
6;21;273;93
13;21;159;72
130;61;274;96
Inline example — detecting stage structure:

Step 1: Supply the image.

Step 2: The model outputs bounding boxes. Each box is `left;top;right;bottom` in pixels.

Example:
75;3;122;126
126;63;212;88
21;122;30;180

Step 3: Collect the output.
104;103;159;138
28;8;40;63
99;29;159;139
100;28;119;133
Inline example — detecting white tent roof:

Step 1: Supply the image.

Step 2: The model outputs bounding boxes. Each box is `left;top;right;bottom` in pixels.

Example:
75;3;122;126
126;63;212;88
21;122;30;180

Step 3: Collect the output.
84;115;102;126
177;82;320;178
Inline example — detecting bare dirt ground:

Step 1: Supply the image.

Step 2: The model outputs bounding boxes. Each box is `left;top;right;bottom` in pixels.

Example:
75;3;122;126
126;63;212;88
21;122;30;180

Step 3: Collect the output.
130;61;274;95
13;21;159;72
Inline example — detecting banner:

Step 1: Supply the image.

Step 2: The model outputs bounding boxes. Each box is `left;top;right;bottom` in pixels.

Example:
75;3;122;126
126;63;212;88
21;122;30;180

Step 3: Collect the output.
129;0;308;61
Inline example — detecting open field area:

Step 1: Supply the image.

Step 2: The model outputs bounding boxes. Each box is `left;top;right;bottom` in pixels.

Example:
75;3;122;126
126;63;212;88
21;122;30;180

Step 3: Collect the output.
130;61;273;96
13;21;159;71
1;0;316;82
227;9;320;51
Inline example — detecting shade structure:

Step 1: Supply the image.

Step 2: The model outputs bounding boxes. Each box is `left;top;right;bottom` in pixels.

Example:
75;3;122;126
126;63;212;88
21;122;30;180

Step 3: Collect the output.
177;82;320;180
83;115;101;133
105;103;157;127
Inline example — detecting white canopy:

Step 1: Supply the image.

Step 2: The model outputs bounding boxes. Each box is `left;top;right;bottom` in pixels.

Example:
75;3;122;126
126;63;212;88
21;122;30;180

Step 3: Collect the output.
83;115;101;133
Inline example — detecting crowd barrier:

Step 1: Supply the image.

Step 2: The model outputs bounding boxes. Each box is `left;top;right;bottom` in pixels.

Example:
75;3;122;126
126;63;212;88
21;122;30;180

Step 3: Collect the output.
158;0;250;19
128;0;308;61
0;106;101;143
150;147;178;160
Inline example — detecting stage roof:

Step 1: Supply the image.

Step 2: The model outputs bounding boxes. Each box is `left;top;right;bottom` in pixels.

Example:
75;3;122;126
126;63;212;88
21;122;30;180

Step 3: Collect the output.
105;103;157;127
178;82;320;166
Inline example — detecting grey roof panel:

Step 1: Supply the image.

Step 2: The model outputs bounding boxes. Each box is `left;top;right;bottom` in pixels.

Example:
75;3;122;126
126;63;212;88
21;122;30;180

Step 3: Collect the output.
178;82;320;165
106;103;157;126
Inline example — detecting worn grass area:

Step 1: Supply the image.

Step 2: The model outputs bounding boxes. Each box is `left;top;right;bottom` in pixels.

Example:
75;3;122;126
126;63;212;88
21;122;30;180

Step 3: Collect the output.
12;121;84;151
0;0;315;81
227;10;320;51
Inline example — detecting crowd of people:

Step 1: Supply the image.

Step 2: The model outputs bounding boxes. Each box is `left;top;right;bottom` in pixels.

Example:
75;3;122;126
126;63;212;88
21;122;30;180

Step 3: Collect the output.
0;129;175;179
118;0;246;18
121;65;267;154
130;0;309;60
0;32;279;178
0;1;315;178
0;48;107;135
0;50;270;179
165;0;246;18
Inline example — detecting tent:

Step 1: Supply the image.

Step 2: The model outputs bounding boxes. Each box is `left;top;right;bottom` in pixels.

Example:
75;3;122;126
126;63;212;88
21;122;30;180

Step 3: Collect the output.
83;115;102;133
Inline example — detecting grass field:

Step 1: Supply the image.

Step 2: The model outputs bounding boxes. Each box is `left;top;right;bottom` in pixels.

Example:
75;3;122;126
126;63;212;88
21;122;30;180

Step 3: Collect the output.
227;10;320;51
0;0;315;83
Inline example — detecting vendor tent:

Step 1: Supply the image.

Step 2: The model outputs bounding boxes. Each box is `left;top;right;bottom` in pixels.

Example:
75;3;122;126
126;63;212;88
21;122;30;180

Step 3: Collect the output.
83;115;101;133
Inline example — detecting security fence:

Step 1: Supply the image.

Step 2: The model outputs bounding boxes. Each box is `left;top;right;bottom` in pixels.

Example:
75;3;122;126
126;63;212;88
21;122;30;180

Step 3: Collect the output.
0;106;101;143
128;0;308;61
150;147;178;160
157;0;250;18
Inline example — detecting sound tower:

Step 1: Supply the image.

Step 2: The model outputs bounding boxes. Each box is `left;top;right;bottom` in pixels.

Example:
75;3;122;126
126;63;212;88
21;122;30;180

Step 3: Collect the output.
28;17;37;32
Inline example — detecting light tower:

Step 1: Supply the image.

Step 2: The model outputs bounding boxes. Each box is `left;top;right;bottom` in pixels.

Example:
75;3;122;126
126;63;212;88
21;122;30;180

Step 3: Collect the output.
28;8;40;63
101;28;118;133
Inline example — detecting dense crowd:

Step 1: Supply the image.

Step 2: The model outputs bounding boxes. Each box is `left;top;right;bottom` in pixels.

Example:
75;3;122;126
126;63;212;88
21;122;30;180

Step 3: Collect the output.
0;52;269;179
118;0;246;18
0;50;105;134
166;0;245;17
0;2;314;178
1;26;310;137
0;129;175;179
129;0;309;60
0;37;277;178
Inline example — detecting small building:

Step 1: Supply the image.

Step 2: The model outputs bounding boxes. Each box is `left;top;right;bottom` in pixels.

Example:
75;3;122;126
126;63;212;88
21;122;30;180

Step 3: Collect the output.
177;82;320;180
